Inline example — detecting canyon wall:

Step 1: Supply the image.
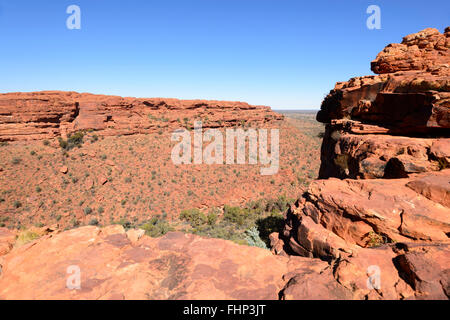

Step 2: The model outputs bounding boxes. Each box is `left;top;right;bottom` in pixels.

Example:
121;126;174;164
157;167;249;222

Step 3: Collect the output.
0;91;282;141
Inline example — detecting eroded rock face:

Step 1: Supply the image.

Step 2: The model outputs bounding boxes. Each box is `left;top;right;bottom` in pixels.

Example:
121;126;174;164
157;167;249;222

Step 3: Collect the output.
317;27;449;179
0;91;283;141
317;27;450;134
371;27;450;74
276;27;450;300
318;119;448;179
282;170;450;260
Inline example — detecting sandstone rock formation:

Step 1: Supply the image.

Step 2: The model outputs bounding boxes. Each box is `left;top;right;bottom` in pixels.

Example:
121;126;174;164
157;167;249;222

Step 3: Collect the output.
317;27;449;135
0;224;448;300
276;27;450;300
317;27;449;179
0;91;283;141
0;225;351;300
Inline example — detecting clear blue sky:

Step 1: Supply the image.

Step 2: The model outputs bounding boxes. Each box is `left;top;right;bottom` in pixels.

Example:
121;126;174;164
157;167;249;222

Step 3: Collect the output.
0;1;448;110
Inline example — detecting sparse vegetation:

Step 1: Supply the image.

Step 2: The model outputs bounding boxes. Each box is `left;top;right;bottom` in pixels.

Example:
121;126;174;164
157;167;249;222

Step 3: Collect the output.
366;231;386;247
58;131;85;150
140;216;174;237
178;196;292;247
89;218;99;226
15;230;40;247
0;112;321;235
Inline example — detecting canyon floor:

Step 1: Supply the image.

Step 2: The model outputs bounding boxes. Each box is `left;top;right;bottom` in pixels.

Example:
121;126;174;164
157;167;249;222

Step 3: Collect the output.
0;110;323;245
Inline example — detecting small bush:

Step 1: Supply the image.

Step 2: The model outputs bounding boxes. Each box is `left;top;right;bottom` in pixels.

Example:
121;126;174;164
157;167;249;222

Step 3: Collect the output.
207;211;218;226
58;131;85;150
180;208;207;227
366;231;385;247
11;157;21;165
223;205;250;226
43;140;50;146
83;207;93;215
140;217;174;238
89;218;99;226
13;200;22;209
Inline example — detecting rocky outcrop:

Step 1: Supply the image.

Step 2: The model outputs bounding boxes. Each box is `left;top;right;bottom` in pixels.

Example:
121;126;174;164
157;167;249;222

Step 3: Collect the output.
0;225;353;300
276;27;450;300
371;27;450;74
317;27;449;135
1;224;448;300
318;119;448;179
0;91;283;141
281;170;450;261
317;27;449;179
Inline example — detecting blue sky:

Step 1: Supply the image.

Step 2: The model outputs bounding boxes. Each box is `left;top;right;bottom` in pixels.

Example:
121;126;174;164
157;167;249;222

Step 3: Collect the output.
0;1;448;110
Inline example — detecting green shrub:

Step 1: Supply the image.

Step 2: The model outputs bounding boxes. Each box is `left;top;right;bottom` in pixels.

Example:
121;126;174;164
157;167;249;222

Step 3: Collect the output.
58;131;85;150
366;231;385;247
140;217;174;237
13;200;22;209
180;208;207;227
89;218;99;226
83;207;93;215
207;210;218;226
223;205;250;226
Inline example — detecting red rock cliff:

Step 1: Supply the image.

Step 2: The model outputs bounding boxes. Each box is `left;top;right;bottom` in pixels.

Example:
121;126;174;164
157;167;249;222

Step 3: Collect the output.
0;91;283;141
274;27;450;300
